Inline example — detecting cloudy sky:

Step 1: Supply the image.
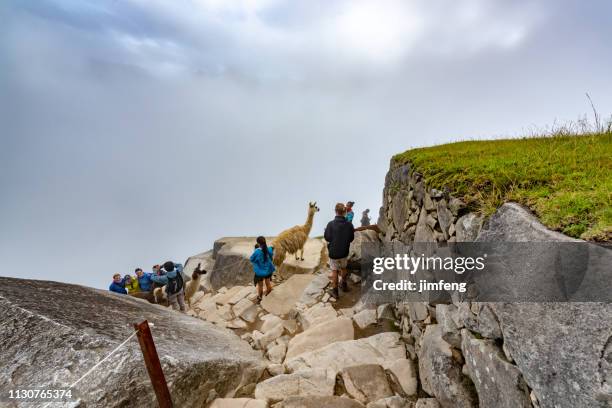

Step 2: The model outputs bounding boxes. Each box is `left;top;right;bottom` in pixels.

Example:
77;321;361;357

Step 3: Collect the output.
1;0;611;289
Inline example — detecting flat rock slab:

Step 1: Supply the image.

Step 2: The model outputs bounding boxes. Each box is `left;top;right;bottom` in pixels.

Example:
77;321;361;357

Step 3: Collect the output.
0;277;265;408
297;302;338;330
254;368;335;403
285;332;406;374
210;398;268;408
286;317;354;360
275;396;366;408
261;274;316;317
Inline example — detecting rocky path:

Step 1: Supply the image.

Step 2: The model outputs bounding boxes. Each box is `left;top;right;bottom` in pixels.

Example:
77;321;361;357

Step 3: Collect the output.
185;246;434;408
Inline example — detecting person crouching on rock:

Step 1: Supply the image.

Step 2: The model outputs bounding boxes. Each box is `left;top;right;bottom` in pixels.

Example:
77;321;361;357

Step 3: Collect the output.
325;202;355;299
109;273;127;294
123;274;139;294
151;261;186;312
250;236;275;303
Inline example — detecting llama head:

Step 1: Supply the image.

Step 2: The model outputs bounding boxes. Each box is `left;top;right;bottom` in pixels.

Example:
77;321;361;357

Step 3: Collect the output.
308;201;320;214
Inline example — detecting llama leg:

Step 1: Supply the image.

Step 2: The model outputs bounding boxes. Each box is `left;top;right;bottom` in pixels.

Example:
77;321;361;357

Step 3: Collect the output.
300;247;305;261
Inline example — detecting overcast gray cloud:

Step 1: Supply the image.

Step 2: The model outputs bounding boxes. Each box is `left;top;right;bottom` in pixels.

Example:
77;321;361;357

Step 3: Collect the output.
1;0;611;289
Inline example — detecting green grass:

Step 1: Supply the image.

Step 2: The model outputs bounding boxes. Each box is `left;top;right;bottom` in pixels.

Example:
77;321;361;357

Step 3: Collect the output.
393;132;612;241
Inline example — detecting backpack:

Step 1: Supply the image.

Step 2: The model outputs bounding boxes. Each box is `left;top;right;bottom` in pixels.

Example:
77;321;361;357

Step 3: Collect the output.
166;271;184;295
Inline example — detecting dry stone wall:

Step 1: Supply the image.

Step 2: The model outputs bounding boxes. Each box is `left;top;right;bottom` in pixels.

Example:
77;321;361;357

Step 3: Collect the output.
377;160;612;408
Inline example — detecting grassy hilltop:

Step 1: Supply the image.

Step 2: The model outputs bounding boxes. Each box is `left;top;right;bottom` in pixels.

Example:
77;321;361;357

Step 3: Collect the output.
393;132;612;241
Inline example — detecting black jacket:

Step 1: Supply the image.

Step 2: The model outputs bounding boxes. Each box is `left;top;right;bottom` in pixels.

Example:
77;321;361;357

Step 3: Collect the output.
324;216;355;259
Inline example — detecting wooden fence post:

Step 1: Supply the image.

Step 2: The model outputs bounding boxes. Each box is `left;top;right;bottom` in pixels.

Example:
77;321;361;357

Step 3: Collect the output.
134;320;173;408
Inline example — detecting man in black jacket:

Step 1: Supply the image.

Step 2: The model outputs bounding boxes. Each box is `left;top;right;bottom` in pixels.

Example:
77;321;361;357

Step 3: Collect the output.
324;203;355;299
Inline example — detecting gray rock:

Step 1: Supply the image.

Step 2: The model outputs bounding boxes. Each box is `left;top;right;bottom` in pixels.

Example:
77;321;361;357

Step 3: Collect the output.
461;329;531;408
377;303;395;320
210;398;268;408
275;396;366;408
435;304;462;348
492;302;612;408
426;213;438;230
262;274;316;317
285;332;406;375
211;238;257;289
386;359;418;397
353;309;378;330
415;208;435;243
424;193;436;211
267;343;287;364
476;202;578;242
415;399;441;408
254;368;335;403
408;302;429;322
418;325;477;408
469;202;612;406
367;396;414;408
341;364;394;404
285;317;354;360
0;277;265;408
414;181;425;206
299;273;330;307
448;198;466;216
348;230;382;269
471;304;501;339
392;191;410;232
436;199;454;240
454;213;483;242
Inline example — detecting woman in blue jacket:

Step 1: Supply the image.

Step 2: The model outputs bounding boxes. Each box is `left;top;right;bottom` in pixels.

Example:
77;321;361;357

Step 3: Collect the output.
250;236;275;303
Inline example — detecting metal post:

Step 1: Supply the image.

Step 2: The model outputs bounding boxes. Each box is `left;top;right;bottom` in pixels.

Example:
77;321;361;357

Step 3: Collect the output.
134;320;173;408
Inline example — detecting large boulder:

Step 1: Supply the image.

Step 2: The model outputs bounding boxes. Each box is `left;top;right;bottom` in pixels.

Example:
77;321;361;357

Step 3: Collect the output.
0;277;265;408
475;202;612;407
211;238;259;289
348;229;382;269
491;302;612;408
417;325;477;408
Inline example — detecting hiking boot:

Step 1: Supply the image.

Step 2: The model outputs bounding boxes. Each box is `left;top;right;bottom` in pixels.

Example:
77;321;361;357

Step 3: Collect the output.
331;287;339;299
341;279;350;292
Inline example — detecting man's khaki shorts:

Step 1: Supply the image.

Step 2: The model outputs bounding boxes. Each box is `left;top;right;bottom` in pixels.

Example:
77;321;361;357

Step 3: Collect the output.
329;257;348;271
